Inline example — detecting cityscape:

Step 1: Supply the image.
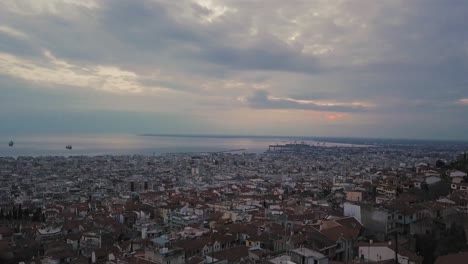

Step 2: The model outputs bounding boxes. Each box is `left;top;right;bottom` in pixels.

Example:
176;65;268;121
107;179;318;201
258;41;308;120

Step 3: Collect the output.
1;0;468;264
1;138;468;264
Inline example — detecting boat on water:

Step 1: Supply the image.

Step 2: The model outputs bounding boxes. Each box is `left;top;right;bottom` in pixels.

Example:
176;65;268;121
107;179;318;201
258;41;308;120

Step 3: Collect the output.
8;141;14;147
66;145;72;150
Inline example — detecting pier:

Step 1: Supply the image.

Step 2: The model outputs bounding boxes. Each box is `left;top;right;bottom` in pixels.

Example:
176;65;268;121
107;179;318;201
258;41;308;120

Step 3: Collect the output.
268;142;314;152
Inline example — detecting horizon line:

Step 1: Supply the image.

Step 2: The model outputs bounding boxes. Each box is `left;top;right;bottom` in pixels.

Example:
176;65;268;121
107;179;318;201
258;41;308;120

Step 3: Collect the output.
140;133;468;143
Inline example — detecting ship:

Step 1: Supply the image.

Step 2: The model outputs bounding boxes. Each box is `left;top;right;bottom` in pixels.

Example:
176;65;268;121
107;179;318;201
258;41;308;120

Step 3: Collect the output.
8;141;14;147
66;145;72;150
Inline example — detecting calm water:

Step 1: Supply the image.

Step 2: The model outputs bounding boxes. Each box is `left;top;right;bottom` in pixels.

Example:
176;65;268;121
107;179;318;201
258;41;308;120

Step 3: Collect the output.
0;134;363;157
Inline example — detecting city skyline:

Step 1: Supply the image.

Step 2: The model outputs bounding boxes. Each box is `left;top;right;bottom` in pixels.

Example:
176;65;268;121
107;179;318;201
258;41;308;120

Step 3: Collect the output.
1;0;468;140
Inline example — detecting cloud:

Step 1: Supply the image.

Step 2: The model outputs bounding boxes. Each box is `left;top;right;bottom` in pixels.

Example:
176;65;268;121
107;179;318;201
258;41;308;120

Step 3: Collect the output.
0;50;173;94
245;90;372;112
457;98;468;105
199;33;319;72
0;25;28;39
325;113;349;120
0;0;99;16
0;0;468;138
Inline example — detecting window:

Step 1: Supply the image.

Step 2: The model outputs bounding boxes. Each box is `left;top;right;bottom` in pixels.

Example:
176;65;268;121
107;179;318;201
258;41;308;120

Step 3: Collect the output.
398;215;403;220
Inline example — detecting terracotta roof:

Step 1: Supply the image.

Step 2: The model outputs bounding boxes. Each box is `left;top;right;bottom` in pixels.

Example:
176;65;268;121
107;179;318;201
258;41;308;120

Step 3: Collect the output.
334;217;363;230
321;217;362;241
384;202;422;215
173;236;211;252
320;225;358;241
248;233;270;243
70;256;89;264
208;245;249;262
303;229;335;249
417;201;446;211
128;256;159;264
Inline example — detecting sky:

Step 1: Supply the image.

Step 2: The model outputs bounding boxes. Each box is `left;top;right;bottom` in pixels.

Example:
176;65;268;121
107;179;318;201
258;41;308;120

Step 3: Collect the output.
0;0;467;140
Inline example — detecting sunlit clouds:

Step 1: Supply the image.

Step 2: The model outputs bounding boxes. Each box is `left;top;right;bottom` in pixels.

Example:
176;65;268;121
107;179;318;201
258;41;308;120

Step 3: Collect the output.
325;113;349;120
0;25;28;39
0;0;99;16
0;51;174;94
245;90;373;112
0;51;143;93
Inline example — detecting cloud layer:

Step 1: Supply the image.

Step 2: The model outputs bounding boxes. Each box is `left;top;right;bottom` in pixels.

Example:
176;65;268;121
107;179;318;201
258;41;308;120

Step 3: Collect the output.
0;0;467;139
245;90;372;112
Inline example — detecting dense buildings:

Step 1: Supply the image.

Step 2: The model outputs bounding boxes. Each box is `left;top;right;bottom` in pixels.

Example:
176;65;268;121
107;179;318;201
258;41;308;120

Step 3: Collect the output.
0;141;467;263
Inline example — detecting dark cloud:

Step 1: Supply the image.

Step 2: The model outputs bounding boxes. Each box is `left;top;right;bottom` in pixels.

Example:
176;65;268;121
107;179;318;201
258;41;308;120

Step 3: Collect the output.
190;2;214;17
199;34;319;72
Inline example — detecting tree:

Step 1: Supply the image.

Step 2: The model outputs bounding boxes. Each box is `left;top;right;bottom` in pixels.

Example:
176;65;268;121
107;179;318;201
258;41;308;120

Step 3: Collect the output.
23;208;30;221
12;206;17;220
18;204;22;220
436;160;446;168
434;224;468;258
32;208;42;222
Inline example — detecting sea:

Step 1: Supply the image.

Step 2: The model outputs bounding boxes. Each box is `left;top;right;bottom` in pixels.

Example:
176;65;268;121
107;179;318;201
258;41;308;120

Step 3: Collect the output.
0;134;370;157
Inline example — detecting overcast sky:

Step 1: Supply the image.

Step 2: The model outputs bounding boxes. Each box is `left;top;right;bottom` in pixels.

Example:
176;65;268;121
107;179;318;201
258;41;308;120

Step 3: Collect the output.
0;0;467;139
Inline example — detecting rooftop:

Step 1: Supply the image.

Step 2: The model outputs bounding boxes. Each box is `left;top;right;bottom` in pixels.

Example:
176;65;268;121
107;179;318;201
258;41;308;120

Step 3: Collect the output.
290;247;327;259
